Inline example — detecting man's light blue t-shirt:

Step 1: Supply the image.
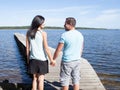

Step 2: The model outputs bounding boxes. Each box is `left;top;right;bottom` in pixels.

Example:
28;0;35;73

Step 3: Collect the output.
59;30;84;62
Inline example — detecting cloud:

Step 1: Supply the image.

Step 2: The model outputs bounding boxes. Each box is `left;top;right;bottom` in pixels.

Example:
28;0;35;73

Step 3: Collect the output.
102;9;120;14
76;9;120;29
1;5;120;29
15;6;95;26
17;6;94;15
93;9;120;28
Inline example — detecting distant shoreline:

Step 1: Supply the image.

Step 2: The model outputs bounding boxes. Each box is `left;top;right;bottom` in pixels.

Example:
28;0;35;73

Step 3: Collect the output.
0;26;119;30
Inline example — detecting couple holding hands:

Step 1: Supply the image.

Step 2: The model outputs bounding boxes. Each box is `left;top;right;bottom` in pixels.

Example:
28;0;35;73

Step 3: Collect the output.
26;15;84;90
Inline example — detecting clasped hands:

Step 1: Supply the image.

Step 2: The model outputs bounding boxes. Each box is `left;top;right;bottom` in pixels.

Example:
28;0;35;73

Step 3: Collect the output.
50;59;56;66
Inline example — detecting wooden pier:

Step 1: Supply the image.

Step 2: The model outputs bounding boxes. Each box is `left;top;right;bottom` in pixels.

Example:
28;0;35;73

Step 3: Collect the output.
13;33;106;90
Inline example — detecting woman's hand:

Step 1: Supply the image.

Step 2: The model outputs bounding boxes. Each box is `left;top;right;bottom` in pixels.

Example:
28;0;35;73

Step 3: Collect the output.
50;60;56;66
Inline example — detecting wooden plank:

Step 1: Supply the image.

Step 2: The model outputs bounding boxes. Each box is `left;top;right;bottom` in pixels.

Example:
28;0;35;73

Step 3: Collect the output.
14;33;106;90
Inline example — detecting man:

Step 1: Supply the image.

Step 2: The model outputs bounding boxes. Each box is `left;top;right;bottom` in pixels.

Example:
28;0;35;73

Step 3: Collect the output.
53;17;84;90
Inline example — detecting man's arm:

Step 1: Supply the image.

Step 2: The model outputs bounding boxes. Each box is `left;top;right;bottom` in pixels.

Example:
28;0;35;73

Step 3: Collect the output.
53;43;64;60
80;43;84;56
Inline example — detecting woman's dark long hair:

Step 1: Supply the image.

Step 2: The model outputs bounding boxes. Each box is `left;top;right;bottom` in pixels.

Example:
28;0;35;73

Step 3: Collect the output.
27;15;45;39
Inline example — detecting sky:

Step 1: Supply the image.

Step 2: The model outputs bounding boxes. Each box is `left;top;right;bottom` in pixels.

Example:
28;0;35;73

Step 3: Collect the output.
0;0;120;29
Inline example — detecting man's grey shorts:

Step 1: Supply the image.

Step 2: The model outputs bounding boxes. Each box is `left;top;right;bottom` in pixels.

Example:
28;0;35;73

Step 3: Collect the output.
60;60;80;86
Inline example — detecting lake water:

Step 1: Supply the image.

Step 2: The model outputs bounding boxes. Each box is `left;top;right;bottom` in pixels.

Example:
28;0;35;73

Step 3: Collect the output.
0;29;120;90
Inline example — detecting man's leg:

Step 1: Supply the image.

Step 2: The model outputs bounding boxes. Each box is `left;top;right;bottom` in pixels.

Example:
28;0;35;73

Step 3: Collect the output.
60;62;71;90
62;86;69;90
73;84;79;90
71;60;80;90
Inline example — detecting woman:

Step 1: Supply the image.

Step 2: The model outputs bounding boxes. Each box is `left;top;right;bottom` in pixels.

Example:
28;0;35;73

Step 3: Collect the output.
26;15;55;90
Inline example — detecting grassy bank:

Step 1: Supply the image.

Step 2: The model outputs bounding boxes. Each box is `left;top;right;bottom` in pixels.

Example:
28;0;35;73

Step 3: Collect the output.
0;26;108;30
